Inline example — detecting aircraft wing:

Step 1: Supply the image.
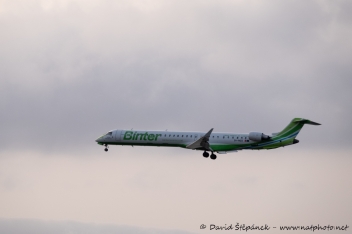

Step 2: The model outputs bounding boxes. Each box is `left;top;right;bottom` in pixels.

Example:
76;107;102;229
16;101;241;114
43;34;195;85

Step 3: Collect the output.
186;128;213;151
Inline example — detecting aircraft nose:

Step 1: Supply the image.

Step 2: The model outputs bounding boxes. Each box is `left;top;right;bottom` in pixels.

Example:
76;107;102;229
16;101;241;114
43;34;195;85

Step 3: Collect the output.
96;137;103;144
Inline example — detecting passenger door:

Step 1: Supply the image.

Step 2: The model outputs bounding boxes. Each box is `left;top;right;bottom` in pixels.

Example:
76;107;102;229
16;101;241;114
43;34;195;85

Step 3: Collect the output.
114;130;121;141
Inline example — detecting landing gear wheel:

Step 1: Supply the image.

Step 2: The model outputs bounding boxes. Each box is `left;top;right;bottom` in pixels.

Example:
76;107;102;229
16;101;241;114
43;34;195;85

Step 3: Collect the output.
104;148;108;152
203;151;209;158
210;153;217;160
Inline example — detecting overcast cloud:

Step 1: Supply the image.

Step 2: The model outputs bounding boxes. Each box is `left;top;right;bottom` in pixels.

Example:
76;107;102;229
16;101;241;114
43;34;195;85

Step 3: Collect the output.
1;0;351;153
0;0;351;233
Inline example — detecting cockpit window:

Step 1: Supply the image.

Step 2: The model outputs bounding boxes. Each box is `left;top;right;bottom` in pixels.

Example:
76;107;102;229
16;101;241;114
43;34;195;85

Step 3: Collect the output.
106;132;113;136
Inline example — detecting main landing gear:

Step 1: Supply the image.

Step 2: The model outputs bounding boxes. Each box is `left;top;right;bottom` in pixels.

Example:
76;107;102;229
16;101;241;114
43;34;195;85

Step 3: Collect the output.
210;153;217;160
104;144;109;152
203;151;217;160
203;151;209;158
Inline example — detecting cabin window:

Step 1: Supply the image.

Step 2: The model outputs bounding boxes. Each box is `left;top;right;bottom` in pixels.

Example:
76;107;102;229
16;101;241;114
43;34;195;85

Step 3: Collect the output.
177;135;179;137
182;135;183;137
190;135;192;137
186;135;188;137
173;135;175;137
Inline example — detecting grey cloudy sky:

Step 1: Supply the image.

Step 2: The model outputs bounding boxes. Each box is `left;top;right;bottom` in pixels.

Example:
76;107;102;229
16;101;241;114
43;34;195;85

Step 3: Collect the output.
1;0;351;233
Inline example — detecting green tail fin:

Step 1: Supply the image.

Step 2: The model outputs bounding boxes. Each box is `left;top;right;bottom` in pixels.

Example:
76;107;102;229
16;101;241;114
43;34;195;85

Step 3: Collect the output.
275;118;321;138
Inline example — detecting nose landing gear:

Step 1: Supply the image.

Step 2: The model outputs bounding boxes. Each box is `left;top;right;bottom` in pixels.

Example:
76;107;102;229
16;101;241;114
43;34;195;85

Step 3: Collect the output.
104;144;109;152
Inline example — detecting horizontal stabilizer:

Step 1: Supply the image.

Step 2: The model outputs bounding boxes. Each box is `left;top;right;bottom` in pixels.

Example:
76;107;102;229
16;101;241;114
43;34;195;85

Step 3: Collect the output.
294;119;321;125
217;150;238;154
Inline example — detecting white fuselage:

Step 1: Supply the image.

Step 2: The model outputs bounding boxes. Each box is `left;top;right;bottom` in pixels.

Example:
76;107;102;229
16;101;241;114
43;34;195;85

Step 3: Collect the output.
96;129;252;148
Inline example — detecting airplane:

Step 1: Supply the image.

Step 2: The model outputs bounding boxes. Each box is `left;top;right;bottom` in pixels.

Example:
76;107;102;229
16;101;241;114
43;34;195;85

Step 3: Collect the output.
95;118;320;160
